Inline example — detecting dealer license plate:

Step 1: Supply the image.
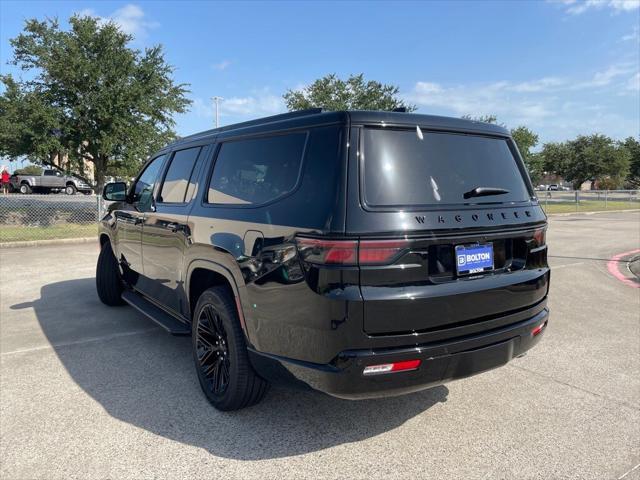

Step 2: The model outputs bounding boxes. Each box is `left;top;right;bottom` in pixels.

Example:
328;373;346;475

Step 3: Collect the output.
455;243;494;275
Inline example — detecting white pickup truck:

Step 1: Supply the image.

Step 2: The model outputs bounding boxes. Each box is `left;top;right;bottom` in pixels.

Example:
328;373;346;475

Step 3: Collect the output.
10;169;93;195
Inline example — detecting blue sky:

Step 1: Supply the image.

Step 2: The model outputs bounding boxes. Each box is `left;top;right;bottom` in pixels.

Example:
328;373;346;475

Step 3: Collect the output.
1;0;638;145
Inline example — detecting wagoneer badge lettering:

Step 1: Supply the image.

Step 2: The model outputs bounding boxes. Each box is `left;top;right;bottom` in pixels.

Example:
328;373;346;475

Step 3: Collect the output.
415;210;534;224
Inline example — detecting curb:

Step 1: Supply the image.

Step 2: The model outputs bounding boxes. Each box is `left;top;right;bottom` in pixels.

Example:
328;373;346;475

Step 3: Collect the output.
607;249;640;289
547;208;640;217
628;255;640;280
0;237;97;249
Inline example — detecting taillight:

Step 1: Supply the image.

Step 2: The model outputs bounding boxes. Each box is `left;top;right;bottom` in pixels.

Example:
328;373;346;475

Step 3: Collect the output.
533;227;546;248
296;237;409;266
359;239;410;265
295;238;358;265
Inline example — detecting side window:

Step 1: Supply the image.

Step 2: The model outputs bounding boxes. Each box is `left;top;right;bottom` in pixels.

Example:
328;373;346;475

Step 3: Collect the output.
158;147;201;204
207;133;306;205
44;170;54;176
132;154;165;211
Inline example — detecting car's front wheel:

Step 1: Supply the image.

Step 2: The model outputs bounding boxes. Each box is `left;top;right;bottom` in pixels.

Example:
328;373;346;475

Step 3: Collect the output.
192;287;269;411
65;184;77;195
96;241;125;306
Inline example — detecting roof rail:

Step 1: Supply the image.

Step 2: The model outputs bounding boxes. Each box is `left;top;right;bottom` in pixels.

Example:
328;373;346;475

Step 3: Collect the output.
177;108;326;143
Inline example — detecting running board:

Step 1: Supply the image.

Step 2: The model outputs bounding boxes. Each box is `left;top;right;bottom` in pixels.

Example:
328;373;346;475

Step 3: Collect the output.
121;290;190;335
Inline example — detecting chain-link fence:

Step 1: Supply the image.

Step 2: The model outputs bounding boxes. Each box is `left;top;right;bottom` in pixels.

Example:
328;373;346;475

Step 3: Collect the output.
0;189;638;244
536;189;640;214
0;193;106;243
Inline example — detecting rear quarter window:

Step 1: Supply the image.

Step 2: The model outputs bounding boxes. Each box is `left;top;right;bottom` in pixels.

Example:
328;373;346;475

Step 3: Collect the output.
362;128;531;208
207;133;307;205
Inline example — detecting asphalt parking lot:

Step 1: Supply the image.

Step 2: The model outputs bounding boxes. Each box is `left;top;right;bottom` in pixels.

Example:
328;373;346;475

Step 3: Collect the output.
1;211;639;479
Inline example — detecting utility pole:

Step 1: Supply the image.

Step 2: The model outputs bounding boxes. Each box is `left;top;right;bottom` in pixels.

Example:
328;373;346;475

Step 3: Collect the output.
212;96;223;128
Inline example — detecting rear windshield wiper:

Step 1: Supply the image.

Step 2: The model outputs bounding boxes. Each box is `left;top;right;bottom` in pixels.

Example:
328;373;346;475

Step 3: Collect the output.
463;187;510;199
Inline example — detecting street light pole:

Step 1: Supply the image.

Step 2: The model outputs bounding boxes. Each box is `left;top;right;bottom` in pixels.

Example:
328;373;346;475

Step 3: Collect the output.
212;96;223;128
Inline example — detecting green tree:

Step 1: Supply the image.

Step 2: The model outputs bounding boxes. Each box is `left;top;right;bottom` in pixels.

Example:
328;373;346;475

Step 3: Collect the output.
621;136;640;187
539;141;572;177
0;16;191;190
13;165;43;175
510;126;542;183
461;114;499;125
542;135;630;189
284;74;415;112
0;75;67;166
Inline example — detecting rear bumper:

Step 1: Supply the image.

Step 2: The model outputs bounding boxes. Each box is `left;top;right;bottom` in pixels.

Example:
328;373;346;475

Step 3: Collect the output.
249;307;549;399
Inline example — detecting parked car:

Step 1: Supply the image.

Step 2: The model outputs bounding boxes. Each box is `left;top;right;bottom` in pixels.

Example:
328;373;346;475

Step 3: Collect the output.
10;169;93;195
96;109;550;411
546;184;559;191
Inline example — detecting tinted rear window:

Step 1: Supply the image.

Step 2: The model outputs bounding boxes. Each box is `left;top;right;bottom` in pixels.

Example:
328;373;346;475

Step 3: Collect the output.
362;128;530;208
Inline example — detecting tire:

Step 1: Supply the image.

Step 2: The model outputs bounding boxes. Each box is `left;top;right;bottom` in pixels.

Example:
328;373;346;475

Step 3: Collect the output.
192;286;269;411
19;183;31;194
65;184;77;195
96;241;125;306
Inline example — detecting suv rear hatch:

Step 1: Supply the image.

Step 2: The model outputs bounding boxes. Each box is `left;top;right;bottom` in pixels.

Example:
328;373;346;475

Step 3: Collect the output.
350;125;549;336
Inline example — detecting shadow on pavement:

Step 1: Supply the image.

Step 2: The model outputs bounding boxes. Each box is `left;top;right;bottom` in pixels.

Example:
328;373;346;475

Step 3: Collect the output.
13;278;448;460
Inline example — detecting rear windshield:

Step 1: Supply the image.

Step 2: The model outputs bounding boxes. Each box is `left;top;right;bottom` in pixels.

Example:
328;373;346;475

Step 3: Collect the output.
362;128;531;208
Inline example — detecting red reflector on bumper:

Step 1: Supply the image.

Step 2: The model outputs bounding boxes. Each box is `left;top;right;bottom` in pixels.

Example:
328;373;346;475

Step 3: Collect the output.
363;359;421;375
531;321;547;337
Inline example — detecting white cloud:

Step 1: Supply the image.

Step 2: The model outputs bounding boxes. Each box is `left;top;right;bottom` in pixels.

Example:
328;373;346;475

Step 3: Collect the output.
212;60;231;71
621;25;640;41
406;63;639;141
627;72;640;91
575;62;637;87
408;79;558;125
510;77;567;92
192;90;285;120
222;92;285;117
76;4;158;38
554;0;640;14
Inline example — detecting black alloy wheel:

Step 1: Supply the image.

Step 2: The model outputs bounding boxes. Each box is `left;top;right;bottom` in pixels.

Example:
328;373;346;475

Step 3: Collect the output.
192;287;269;410
195;304;231;395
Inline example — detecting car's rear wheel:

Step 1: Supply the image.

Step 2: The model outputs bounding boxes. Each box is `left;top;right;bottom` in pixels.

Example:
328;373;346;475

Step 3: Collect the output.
19;183;31;194
96;241;125;306
192;287;269;411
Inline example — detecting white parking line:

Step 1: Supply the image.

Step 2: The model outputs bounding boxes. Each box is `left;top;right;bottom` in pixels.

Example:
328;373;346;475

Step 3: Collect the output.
618;463;640;480
1;328;159;356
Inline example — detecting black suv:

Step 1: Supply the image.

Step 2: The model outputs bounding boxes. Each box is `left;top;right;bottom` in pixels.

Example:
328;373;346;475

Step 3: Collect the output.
97;109;550;411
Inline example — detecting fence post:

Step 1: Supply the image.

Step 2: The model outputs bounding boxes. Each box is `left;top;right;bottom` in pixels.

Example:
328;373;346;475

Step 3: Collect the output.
575;190;579;212
605;190;608;209
96;195;101;222
545;192;548;211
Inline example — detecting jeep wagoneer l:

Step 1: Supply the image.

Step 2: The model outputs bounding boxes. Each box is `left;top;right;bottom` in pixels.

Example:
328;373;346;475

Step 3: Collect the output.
97;109;550;411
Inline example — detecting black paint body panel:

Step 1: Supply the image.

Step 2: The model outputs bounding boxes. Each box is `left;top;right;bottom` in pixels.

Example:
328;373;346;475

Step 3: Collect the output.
98;109;550;398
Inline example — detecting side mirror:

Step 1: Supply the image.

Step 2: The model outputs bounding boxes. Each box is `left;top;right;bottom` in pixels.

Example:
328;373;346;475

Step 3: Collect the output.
103;182;127;201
